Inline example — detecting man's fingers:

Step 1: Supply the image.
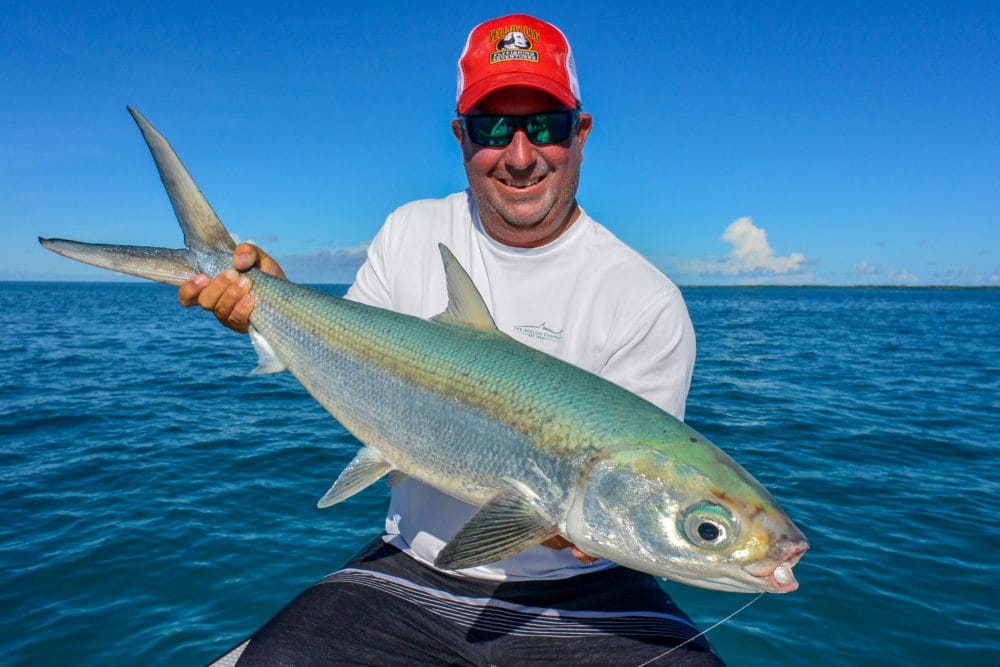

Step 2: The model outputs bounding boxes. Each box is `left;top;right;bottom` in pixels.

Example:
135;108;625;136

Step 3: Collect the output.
232;243;285;279
542;536;573;550
259;249;288;279
541;536;598;564
232;244;259;271
190;269;253;333
178;245;278;335
196;269;237;312
210;272;254;334
221;293;255;334
178;274;209;307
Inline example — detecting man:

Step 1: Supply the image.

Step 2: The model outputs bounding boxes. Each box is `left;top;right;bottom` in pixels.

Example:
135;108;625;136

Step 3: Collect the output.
191;14;721;666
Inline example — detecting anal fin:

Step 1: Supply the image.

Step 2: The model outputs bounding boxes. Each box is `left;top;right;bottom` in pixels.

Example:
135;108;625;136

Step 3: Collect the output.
434;484;559;570
249;327;286;374
317;447;392;508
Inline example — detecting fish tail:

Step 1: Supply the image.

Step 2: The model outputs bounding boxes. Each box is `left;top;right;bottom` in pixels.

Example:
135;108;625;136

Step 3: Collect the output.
37;238;199;286
126;106;236;257
39;106;238;284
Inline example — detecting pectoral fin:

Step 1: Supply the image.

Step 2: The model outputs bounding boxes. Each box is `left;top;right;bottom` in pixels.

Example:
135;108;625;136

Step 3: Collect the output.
317;447;392;508
434;485;560;570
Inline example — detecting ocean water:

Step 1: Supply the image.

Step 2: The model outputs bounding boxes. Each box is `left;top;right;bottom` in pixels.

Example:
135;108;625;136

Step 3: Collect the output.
1;282;997;666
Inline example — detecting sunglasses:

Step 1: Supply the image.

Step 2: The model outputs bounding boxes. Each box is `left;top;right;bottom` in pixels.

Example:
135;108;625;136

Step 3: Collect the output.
460;110;580;147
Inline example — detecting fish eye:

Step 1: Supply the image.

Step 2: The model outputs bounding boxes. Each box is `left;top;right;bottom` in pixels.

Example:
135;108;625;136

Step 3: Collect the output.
681;502;736;550
697;521;721;542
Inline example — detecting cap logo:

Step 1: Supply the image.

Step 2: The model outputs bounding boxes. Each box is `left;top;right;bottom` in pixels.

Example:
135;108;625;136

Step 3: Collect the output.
489;25;541;63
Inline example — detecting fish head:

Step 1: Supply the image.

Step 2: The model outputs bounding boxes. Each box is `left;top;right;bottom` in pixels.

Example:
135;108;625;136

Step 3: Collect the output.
566;441;809;593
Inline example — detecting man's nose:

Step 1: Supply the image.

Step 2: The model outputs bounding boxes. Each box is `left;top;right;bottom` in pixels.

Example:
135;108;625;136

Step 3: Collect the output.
503;129;536;170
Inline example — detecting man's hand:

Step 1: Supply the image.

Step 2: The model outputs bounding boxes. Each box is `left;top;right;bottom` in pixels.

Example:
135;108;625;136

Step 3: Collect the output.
178;243;287;334
542;536;598;564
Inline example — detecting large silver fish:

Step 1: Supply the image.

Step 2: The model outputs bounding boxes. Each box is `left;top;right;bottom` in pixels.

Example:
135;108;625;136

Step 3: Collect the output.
40;108;808;593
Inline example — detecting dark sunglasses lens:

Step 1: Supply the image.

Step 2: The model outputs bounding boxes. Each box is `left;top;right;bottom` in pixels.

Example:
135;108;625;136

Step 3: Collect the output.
526;113;573;144
467;116;515;146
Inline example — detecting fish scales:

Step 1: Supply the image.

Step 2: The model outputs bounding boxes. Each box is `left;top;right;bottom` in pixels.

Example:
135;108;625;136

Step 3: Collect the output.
246;269;630;511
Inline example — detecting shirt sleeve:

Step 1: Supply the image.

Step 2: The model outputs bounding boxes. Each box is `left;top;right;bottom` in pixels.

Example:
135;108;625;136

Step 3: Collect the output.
344;213;395;309
599;287;696;420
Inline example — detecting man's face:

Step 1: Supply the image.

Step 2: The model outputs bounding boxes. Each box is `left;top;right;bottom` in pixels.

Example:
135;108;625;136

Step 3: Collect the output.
452;87;593;248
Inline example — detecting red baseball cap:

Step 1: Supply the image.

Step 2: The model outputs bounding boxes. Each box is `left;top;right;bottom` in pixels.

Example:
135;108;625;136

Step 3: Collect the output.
456;14;581;114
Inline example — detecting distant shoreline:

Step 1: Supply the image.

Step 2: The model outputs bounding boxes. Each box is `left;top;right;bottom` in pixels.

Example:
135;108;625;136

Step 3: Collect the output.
2;280;997;290
679;284;1000;290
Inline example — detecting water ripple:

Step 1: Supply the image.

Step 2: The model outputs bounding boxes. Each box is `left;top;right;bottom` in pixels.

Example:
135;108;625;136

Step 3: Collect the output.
2;284;998;665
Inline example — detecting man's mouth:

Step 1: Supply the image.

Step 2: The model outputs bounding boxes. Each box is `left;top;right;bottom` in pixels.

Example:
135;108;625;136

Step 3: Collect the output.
500;176;542;189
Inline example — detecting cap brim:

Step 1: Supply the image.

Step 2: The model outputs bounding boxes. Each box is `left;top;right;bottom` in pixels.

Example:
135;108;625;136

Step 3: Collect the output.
458;72;578;114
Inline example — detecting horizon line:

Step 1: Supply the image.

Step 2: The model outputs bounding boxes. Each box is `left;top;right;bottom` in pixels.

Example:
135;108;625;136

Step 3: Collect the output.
2;279;996;290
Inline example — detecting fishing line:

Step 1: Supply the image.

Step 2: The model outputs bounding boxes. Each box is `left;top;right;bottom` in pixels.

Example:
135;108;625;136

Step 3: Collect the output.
634;593;764;667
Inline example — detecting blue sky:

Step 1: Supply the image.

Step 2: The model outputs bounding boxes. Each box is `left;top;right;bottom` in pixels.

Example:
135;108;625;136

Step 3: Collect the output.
3;1;997;285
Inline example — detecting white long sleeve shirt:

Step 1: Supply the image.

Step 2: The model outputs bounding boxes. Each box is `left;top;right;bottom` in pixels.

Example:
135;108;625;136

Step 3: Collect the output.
345;190;696;581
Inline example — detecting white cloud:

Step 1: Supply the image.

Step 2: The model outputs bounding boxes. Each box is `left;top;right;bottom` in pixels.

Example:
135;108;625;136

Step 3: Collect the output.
662;217;810;283
720;217;807;274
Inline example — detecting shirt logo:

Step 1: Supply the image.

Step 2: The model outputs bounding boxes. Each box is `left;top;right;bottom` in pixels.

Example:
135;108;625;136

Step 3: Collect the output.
489;27;540;64
513;322;563;342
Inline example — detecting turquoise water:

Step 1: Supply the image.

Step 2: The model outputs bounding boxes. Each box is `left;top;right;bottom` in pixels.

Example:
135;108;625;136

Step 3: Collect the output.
2;283;997;665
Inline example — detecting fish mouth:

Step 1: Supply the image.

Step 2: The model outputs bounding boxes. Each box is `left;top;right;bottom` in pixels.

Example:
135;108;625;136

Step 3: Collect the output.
742;540;809;593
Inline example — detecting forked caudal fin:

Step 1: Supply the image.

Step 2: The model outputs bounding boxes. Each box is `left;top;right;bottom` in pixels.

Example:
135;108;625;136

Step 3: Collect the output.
38;106;237;285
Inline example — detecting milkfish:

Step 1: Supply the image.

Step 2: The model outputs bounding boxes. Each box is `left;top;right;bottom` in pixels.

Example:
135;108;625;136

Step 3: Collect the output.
40;108;809;593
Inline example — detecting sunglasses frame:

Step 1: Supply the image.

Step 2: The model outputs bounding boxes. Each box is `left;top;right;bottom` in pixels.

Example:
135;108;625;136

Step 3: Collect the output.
459;110;581;147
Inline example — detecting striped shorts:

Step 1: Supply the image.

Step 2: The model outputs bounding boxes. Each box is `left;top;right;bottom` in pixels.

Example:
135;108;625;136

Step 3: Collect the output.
213;538;724;666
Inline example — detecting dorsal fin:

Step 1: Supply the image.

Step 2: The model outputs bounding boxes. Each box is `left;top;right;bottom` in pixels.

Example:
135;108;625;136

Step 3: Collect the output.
431;243;498;331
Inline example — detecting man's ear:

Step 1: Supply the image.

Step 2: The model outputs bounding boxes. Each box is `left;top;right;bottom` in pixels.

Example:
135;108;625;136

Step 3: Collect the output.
576;112;593;150
451;118;464;144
